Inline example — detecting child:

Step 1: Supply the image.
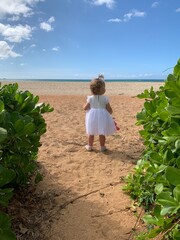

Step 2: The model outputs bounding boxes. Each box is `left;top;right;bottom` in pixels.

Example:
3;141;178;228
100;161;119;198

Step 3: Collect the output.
83;75;117;152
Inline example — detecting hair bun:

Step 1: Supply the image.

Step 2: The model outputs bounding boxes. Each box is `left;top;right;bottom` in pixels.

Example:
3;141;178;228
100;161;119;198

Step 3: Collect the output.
98;74;104;80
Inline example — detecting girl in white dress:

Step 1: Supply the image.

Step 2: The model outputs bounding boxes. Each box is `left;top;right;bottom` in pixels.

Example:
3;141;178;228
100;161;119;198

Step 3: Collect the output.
83;75;117;152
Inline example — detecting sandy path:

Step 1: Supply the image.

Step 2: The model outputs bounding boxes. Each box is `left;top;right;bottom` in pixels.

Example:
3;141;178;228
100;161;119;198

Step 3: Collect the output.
29;95;144;239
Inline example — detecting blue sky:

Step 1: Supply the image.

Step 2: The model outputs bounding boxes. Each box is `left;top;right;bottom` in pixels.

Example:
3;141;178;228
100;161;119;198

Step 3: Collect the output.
0;0;179;79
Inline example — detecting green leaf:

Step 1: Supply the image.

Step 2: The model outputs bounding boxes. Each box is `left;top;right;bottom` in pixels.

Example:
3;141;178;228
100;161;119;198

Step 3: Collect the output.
159;110;170;121
163;150;174;162
14;119;25;132
166;167;180;186
0;100;4;112
23;115;33;124
157;192;177;206
165;81;180;97
173;184;180;202
165;89;178;98
22;122;35;135
0;165;16;187
175;139;180;150
150;86;156;99
150;152;162;162
148;228;162;238
0;230;16;240
171;97;180;107
144;101;156;114
167;74;176;82
173;230;180;239
10;111;21;123
176;156;180;169
156;164;167;174
163;122;180;136
136;111;146;122
0;110;6;124
153;205;161;218
0;188;14;207
137;89;151;99
157;192;179;215
0;127;7;143
143;214;158;225
174;59;180;76
33;95;39;104
167;105;180;115
0;212;11;229
155;184;163;195
0;213;16;240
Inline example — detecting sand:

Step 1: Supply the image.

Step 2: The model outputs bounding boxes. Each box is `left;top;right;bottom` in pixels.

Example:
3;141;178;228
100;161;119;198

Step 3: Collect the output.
1;81;163;96
5;81;163;240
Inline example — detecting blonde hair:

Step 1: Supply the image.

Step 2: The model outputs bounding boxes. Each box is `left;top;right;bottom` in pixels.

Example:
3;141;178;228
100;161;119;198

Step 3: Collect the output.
90;77;105;95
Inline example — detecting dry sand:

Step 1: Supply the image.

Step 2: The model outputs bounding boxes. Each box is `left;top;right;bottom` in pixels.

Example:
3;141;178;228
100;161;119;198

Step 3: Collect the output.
1;81;162;96
6;81;163;240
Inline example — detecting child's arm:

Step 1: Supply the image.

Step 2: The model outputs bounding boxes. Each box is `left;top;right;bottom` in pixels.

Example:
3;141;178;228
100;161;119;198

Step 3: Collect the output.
83;102;90;111
106;103;113;114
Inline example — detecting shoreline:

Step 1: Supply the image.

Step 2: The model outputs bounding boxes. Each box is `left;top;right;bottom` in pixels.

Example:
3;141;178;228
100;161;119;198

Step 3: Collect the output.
1;81;163;96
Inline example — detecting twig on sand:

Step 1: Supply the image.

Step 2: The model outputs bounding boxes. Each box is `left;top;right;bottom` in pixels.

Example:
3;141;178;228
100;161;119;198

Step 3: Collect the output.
128;208;144;240
91;208;128;218
59;181;122;210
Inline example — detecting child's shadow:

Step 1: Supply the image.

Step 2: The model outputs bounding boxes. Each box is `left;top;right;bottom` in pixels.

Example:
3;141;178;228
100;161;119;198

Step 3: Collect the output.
98;148;142;164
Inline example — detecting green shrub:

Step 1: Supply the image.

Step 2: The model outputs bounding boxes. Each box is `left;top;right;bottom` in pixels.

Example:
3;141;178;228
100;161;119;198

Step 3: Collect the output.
124;60;180;239
0;82;53;239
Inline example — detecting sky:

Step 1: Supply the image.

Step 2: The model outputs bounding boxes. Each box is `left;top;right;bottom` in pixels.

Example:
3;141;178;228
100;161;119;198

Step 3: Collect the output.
0;0;179;80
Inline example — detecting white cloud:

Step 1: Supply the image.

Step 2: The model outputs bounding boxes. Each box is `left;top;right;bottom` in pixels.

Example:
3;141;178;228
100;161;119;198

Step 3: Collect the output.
8;16;20;21
109;9;146;23
40;16;55;32
91;0;115;9
40;22;52;31
176;8;180;12
108;18;121;23
123;9;146;22
0;0;44;18
0;41;21;59
0;23;33;42
151;2;159;8
30;43;36;47
48;16;55;23
52;46;60;51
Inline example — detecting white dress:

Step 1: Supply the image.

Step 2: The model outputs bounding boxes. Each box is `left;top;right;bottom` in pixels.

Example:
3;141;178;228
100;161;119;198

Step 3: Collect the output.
85;95;116;135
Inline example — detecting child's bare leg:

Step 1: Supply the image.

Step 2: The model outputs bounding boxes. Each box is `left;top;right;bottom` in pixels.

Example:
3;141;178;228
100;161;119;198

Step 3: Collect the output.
88;135;94;146
99;135;105;147
99;135;107;152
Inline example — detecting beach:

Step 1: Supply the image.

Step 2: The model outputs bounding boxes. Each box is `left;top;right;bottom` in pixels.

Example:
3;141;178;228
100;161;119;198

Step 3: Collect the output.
6;81;163;240
1;81;163;96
